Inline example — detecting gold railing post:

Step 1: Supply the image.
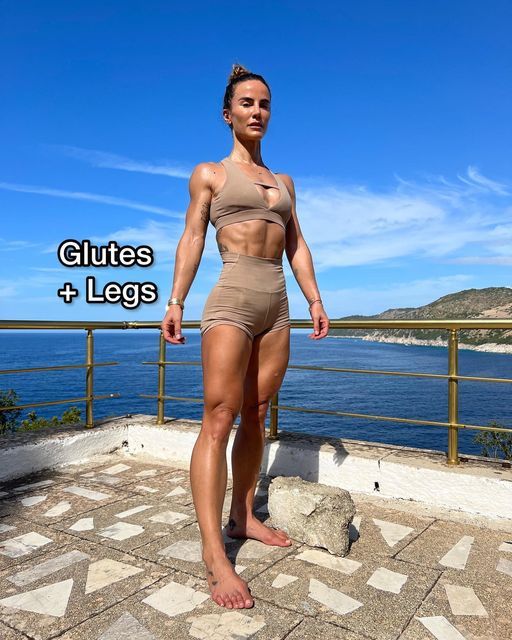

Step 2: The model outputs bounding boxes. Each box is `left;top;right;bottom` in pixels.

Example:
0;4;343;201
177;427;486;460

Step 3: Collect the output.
156;331;166;425
447;328;460;465
268;391;278;440
85;329;94;428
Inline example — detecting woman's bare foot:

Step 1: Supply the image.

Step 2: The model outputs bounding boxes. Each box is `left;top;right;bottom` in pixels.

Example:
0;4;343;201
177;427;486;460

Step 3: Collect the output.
203;552;254;609
225;514;292;547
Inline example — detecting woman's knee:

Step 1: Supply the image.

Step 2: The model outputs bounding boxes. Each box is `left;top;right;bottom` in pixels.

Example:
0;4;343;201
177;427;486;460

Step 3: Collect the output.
202;403;240;442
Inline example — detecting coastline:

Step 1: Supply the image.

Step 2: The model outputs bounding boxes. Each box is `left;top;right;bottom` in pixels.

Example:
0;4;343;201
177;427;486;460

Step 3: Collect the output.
327;334;512;354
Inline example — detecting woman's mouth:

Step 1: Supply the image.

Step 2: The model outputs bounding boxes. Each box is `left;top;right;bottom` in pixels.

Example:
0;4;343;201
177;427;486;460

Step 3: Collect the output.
249;123;262;129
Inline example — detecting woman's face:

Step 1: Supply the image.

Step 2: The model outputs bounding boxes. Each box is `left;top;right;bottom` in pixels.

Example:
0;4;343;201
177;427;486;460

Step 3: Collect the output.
225;79;271;138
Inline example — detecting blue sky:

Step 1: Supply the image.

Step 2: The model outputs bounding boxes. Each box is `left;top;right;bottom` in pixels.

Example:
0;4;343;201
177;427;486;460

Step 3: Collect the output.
1;1;511;322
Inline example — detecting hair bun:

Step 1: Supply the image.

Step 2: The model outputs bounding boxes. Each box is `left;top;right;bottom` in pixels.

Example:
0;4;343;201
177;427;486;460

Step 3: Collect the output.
229;63;251;82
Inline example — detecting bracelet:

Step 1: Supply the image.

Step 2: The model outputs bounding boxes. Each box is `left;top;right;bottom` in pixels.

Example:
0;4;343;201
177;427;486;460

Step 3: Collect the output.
166;297;185;310
308;298;322;310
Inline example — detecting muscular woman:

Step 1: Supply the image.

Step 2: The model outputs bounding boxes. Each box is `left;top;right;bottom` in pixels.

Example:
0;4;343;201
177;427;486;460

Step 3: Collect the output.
161;63;329;610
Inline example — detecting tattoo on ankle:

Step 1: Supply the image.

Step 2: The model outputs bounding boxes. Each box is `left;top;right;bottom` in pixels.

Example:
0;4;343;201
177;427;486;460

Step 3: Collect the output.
228;518;237;530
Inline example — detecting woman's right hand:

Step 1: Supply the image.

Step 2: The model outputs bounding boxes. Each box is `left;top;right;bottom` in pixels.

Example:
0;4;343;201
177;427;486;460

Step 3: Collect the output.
161;305;186;344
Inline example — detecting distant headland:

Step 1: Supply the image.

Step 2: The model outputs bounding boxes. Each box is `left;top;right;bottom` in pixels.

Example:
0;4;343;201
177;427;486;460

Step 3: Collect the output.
327;287;512;354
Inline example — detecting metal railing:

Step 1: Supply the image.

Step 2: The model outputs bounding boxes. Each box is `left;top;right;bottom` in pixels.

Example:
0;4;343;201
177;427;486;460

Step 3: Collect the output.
1;318;511;466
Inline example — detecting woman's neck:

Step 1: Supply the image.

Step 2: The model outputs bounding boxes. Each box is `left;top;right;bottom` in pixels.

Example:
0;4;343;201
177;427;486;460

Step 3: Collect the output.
229;141;263;166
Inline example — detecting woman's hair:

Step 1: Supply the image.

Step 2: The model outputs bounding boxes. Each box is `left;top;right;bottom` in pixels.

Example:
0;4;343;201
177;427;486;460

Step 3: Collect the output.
222;63;271;128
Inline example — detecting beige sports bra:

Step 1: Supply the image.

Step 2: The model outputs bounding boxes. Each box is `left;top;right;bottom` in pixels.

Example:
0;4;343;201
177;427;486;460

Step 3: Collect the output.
209;157;292;232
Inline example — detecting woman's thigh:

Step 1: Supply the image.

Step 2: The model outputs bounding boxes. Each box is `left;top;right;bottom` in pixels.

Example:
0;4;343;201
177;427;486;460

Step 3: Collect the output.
242;325;290;415
201;324;253;420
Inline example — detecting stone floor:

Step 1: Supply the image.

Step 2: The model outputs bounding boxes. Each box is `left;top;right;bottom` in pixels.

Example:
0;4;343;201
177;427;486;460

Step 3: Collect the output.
0;452;511;640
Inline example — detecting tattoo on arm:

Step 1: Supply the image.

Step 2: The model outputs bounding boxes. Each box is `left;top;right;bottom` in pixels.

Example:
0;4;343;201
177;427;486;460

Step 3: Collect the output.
200;201;210;226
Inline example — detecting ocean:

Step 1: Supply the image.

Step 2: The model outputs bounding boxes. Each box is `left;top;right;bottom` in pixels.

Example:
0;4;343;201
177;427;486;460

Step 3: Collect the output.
1;331;511;458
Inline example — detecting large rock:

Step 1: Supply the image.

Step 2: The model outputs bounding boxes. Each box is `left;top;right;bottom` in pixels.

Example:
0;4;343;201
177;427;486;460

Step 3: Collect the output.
267;475;356;556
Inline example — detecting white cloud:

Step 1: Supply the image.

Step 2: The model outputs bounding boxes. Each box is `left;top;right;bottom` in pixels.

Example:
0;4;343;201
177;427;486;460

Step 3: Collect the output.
48;144;191;178
0;181;181;217
294;166;511;271
0;238;42;251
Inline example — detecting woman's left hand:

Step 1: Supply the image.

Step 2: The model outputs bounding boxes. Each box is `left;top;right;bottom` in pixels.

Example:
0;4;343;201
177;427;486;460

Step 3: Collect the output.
308;301;330;340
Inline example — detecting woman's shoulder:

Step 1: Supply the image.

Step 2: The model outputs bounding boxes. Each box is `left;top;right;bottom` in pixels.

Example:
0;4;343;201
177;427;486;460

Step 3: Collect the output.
274;170;295;197
188;160;226;196
189;160;225;181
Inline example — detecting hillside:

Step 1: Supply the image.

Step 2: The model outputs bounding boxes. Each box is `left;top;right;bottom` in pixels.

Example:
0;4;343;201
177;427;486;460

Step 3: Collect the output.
328;287;512;352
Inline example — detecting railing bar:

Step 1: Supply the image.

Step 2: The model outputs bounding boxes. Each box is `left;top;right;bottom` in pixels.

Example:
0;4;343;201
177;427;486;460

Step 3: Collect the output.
0;394;120;412
140;394;203;403
271;404;512;433
0;362;119;375
140;361;512;384
138;394;512;435
3;319;512;329
142;361;200;365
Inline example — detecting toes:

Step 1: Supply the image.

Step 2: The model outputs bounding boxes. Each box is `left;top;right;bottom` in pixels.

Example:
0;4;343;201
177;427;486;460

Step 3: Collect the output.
234;590;245;608
276;528;292;542
224;594;234;608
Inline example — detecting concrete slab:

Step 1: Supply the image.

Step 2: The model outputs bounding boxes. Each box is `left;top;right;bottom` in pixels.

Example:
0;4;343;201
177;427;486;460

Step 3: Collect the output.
345;501;434;560
248;546;440;639
0;450;510;640
284;618;369;639
0;621;30;639
0;541;170;640
133;518;296;583
53;494;197;552
398;572;512;640
0;518;77;571
395;519;512;589
59;567;303;640
2;482;132;526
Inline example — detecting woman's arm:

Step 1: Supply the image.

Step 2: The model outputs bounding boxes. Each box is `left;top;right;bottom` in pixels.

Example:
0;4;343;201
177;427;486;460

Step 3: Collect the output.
161;162;214;344
281;174;330;340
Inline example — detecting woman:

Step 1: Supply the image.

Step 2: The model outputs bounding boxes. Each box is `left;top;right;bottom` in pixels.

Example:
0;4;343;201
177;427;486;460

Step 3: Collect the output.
161;63;329;610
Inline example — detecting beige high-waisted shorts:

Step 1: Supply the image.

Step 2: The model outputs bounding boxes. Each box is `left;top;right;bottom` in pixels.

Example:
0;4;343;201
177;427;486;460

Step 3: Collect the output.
200;251;290;341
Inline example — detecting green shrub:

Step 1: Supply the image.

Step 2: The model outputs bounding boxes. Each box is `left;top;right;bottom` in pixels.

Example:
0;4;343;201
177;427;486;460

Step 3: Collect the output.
18;406;82;432
473;421;512;461
0;389;22;435
0;389;82;434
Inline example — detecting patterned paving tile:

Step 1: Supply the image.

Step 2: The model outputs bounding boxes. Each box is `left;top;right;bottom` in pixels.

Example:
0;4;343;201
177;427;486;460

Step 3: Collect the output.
395;519;512;589
247;544;440;639
398;572;512;640
1;457;510;640
0;518;77;571
52;494;198;552
0;620;30;639
0;471;70;499
1;482;131;526
60;460;179;490
126;469;196;505
0;541;170;639
284;618;369;639
58;567;303;640
330;501;434;561
133;519;296;582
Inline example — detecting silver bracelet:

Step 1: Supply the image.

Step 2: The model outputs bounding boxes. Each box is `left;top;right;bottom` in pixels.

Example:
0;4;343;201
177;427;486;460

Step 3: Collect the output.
166;297;185;310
